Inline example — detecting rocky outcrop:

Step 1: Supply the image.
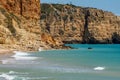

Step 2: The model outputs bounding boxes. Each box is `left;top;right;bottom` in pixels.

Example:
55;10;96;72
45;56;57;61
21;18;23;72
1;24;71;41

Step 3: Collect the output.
0;0;40;19
0;0;42;51
41;33;64;49
1;2;120;51
41;4;120;44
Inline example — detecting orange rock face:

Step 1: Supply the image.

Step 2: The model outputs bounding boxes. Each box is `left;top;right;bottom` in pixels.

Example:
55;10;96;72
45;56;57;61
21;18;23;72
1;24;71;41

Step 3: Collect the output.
22;0;40;19
0;0;42;51
0;0;40;19
0;0;21;14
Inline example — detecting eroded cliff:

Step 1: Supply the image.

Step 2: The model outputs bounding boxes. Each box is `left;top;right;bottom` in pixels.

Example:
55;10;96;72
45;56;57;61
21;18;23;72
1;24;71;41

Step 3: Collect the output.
41;4;120;44
0;0;42;51
1;2;120;51
0;0;40;19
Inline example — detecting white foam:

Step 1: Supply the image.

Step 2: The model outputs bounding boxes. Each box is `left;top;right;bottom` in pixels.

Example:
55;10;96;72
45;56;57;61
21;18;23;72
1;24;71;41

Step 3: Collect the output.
43;66;90;73
9;71;16;74
12;51;38;60
0;73;15;80
13;56;38;60
1;60;9;64
1;59;15;64
0;71;28;80
94;67;105;71
26;77;50;80
13;51;29;56
38;47;43;52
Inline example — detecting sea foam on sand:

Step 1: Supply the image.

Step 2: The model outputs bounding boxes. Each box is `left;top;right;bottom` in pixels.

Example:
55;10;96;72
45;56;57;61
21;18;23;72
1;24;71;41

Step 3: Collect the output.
0;73;15;80
0;71;27;80
12;51;38;60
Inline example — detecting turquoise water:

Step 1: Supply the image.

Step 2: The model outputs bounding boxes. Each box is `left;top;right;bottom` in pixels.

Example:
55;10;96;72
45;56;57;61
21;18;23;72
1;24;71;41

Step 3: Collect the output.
0;44;120;80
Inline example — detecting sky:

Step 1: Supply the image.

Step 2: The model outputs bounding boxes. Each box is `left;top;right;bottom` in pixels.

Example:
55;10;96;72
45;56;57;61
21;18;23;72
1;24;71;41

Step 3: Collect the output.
41;0;120;16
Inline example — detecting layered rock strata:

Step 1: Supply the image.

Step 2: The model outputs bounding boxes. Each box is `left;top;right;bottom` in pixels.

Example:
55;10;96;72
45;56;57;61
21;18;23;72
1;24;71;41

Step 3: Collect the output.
0;2;120;51
41;4;120;44
0;0;42;51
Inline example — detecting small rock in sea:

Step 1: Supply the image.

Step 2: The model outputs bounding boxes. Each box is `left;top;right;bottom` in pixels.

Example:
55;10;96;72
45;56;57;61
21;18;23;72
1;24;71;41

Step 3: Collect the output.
88;47;92;49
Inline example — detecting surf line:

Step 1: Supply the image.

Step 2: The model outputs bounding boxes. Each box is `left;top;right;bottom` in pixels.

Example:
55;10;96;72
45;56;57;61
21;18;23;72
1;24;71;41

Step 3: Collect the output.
12;51;38;60
94;67;105;71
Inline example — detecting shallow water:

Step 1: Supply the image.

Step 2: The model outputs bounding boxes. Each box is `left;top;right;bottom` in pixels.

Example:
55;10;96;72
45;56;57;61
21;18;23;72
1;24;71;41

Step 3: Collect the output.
0;44;120;80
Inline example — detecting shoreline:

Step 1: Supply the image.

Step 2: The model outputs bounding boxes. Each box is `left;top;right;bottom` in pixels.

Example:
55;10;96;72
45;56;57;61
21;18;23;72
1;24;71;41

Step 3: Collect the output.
0;49;14;64
0;49;14;58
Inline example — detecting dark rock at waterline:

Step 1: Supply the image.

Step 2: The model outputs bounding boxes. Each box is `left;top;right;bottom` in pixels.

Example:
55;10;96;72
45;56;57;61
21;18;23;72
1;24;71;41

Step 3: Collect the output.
41;3;120;45
88;47;92;49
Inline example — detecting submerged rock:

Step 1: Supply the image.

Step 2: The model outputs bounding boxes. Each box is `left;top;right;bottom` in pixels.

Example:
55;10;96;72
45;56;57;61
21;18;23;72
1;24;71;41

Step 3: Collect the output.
88;47;92;49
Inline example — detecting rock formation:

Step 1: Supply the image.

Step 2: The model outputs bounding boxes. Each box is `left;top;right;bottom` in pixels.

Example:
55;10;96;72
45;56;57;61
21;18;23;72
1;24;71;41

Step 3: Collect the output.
0;0;42;51
0;0;40;19
0;1;120;51
41;3;120;44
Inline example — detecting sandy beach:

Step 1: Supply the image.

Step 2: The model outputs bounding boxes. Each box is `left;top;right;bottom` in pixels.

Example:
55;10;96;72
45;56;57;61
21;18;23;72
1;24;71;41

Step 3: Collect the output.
0;49;14;64
0;49;14;58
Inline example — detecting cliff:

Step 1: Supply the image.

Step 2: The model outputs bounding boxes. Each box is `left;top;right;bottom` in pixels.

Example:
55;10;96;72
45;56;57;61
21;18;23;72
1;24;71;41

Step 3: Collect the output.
0;0;43;51
41;3;120;44
1;2;120;51
0;0;40;19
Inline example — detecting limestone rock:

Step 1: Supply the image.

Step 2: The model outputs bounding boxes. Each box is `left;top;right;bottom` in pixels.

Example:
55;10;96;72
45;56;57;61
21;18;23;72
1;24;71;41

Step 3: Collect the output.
41;33;63;48
0;0;41;51
0;0;40;19
41;4;120;44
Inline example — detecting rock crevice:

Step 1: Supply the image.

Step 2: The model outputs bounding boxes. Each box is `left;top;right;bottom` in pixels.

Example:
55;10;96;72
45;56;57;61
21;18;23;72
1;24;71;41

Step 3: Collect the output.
83;9;90;43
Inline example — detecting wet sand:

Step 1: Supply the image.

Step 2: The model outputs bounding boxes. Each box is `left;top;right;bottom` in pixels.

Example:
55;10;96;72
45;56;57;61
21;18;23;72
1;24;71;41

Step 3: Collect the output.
0;49;14;63
0;49;13;55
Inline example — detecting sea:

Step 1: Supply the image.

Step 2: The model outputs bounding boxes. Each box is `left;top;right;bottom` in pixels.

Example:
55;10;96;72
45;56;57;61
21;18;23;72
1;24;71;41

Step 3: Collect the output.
0;44;120;80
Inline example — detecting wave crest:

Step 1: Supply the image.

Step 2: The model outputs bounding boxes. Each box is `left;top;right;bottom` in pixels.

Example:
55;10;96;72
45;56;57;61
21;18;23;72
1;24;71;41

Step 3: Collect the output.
94;67;105;71
12;51;38;60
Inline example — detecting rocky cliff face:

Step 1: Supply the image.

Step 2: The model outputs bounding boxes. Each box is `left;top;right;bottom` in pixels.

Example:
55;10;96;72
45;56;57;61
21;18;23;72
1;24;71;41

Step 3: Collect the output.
0;0;43;51
0;0;40;19
1;2;120;51
41;4;120;44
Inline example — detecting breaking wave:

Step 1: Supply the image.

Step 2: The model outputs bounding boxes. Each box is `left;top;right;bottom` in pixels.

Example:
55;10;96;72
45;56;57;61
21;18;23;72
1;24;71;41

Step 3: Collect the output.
12;51;38;60
0;71;30;80
94;67;105;71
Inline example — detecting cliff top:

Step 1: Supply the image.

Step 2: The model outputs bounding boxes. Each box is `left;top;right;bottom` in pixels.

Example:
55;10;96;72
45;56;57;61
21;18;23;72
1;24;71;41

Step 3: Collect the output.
41;3;115;16
40;3;120;44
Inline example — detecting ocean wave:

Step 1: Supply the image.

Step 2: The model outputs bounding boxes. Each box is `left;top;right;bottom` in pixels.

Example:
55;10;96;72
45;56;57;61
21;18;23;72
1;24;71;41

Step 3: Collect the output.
0;74;27;80
12;51;38;60
1;59;15;64
0;73;16;80
25;77;51;80
8;71;28;75
0;71;28;80
43;66;91;73
94;66;105;71
38;47;44;52
13;51;30;56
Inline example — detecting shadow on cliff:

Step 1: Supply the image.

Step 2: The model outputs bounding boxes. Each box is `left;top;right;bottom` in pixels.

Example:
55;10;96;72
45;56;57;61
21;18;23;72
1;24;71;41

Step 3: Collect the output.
82;32;120;44
112;32;120;43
